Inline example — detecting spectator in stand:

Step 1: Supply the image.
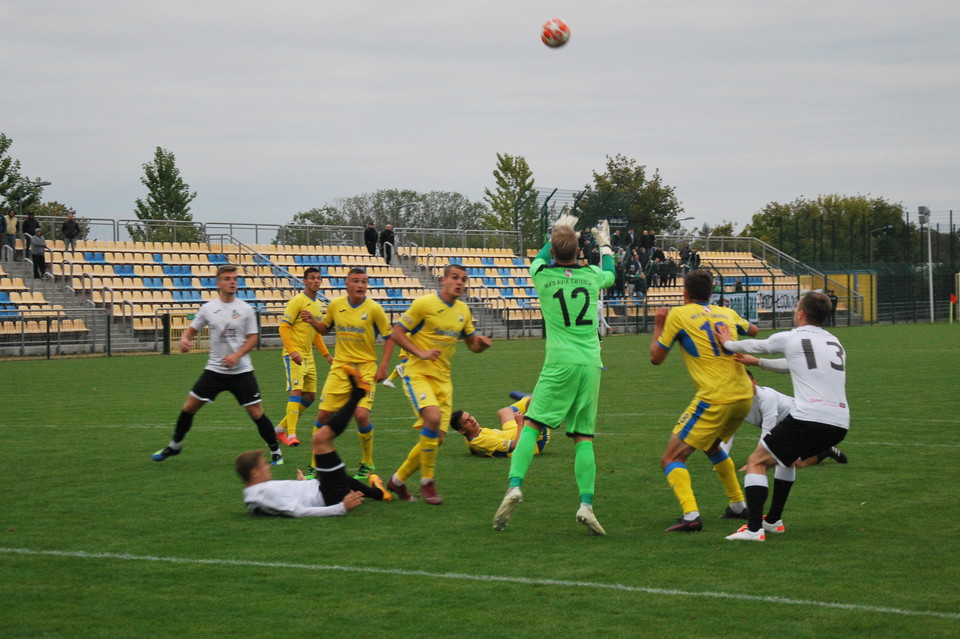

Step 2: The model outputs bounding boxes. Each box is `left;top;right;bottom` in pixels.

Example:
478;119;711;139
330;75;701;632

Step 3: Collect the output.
2;211;16;261
663;257;678;287
647;229;657;251
679;244;692;272
364;222;379;256
22;212;40;260
61;212;81;254
613;250;626;298
579;228;594;264
640;230;652;251
29;227;47;278
611;229;623;250
688;247;701;270
827;290;839;326
379;224;395;265
735;279;744;293
626;228;637;252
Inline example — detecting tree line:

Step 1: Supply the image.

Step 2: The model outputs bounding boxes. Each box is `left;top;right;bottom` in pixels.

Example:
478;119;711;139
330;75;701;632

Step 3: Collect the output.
2;131;953;268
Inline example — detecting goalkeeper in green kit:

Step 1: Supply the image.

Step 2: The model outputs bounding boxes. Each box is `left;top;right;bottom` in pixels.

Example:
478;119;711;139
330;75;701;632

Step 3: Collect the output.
493;214;616;535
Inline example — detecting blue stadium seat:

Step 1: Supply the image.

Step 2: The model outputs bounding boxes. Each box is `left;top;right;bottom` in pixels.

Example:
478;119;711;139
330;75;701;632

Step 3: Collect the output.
153;253;165;263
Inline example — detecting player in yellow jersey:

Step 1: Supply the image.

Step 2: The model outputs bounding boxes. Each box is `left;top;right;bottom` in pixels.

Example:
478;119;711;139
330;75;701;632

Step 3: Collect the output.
299;267;395;479
276;267;332;447
650;269;759;532
384;263;492;504
449;393;550;457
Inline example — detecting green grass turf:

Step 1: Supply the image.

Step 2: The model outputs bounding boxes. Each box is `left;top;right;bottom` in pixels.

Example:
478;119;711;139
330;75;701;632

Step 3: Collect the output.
2;323;959;638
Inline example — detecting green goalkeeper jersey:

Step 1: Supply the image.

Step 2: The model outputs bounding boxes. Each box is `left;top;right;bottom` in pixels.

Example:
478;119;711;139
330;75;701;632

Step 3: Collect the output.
530;245;616;367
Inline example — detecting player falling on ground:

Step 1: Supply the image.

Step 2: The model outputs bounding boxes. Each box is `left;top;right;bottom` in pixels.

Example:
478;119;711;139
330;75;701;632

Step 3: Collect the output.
450;392;550;457
152;265;283;465
384;263;492;504
493;216;615;535
650;269;760;532
236;366;392;518
299;267;395;479
275;267;332;448
717;291;850;542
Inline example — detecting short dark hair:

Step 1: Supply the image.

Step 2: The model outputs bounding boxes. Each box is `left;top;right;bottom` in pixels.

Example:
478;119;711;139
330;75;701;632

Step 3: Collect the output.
235;450;264;483
347;267;367;277
303;266;321;278
216;264;239;278
799;291;831;326
443;263;467;277
449;410;464;432
684;270;713;302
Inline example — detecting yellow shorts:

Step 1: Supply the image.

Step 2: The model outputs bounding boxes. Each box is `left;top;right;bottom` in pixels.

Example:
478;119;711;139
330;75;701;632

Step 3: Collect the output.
401;373;453;432
283;354;317;394
318;361;378;412
672;397;752;450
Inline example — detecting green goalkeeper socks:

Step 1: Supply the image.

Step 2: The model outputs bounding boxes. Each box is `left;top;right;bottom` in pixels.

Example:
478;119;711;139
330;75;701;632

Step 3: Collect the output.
574;439;596;504
507;425;541;486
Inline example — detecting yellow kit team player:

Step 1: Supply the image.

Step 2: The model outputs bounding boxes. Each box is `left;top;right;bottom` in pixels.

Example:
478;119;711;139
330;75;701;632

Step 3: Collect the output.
300;267;394;479
650;269;760;532
449;393;550;458
276;267;332;447
385;263;492;504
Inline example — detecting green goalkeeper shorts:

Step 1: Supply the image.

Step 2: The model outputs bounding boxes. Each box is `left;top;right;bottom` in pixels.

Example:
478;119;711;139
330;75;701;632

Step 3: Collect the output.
525;364;602;437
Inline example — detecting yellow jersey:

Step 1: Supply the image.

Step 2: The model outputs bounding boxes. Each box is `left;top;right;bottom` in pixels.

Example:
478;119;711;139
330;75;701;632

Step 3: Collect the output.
397;293;476;379
320;296;391;364
280;292;328;357
657;303;752;404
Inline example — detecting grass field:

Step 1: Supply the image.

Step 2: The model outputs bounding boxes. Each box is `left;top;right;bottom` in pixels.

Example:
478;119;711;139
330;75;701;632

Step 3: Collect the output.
2;323;959;638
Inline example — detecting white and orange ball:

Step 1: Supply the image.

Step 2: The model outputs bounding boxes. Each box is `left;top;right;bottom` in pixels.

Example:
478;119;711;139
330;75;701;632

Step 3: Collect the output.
541;18;570;48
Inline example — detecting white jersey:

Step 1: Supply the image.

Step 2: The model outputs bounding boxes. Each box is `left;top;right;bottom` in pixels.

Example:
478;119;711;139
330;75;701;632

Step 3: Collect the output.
725;325;849;429
721;385;794;455
190;297;258;374
242;479;348;518
745;385;794;434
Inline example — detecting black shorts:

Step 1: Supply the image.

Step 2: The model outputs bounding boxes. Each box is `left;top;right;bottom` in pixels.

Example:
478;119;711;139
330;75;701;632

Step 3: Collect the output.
190;369;263;406
762;415;847;467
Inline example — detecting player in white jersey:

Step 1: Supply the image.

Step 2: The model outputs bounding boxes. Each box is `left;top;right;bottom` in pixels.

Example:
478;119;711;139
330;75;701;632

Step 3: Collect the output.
715;291;850;541
721;371;848;468
152;265;284;465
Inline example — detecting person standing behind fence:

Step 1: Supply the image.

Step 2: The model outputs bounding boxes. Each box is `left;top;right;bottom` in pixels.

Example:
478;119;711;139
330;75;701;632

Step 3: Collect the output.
2;211;16;260
364;222;379;256
29;228;47;278
379;224;395;265
60;212;81;254
22;212;39;260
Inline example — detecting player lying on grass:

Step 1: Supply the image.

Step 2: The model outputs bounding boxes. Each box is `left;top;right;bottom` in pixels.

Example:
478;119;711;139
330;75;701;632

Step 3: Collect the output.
449;392;550;457
720;369;849;469
235;366;392;518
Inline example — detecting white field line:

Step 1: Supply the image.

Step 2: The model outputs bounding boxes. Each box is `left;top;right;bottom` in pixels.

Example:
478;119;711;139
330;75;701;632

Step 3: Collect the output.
2;547;958;621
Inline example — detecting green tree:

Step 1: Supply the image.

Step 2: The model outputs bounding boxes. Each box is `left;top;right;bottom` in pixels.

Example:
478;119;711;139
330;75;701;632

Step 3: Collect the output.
129;147;200;243
0;133;49;215
482;153;539;251
275;189;489;246
577;154;683;232
740;194;909;264
33;201;90;241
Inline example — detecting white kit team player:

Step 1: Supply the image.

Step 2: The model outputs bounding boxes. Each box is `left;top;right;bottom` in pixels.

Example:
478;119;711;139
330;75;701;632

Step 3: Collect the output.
715;291;850;542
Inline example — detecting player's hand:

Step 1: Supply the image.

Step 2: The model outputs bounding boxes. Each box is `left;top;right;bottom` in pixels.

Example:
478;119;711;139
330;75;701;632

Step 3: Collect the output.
296;468;306;480
417;348;441;361
375;365;389;382
734;354;760;367
342;490;365;511
290;351;303;365
179;338;192;353
654;307;669;327
222;352;240;368
437;430;446;446
476;335;492;351
714;323;733;345
323;353;333;365
299;309;314;322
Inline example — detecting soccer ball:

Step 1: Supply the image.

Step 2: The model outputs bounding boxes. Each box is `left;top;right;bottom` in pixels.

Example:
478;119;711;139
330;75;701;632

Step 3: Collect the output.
541;18;570;48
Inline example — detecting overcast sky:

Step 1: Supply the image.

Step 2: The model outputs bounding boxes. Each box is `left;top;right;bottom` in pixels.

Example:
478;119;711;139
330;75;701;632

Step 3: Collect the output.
5;1;959;231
